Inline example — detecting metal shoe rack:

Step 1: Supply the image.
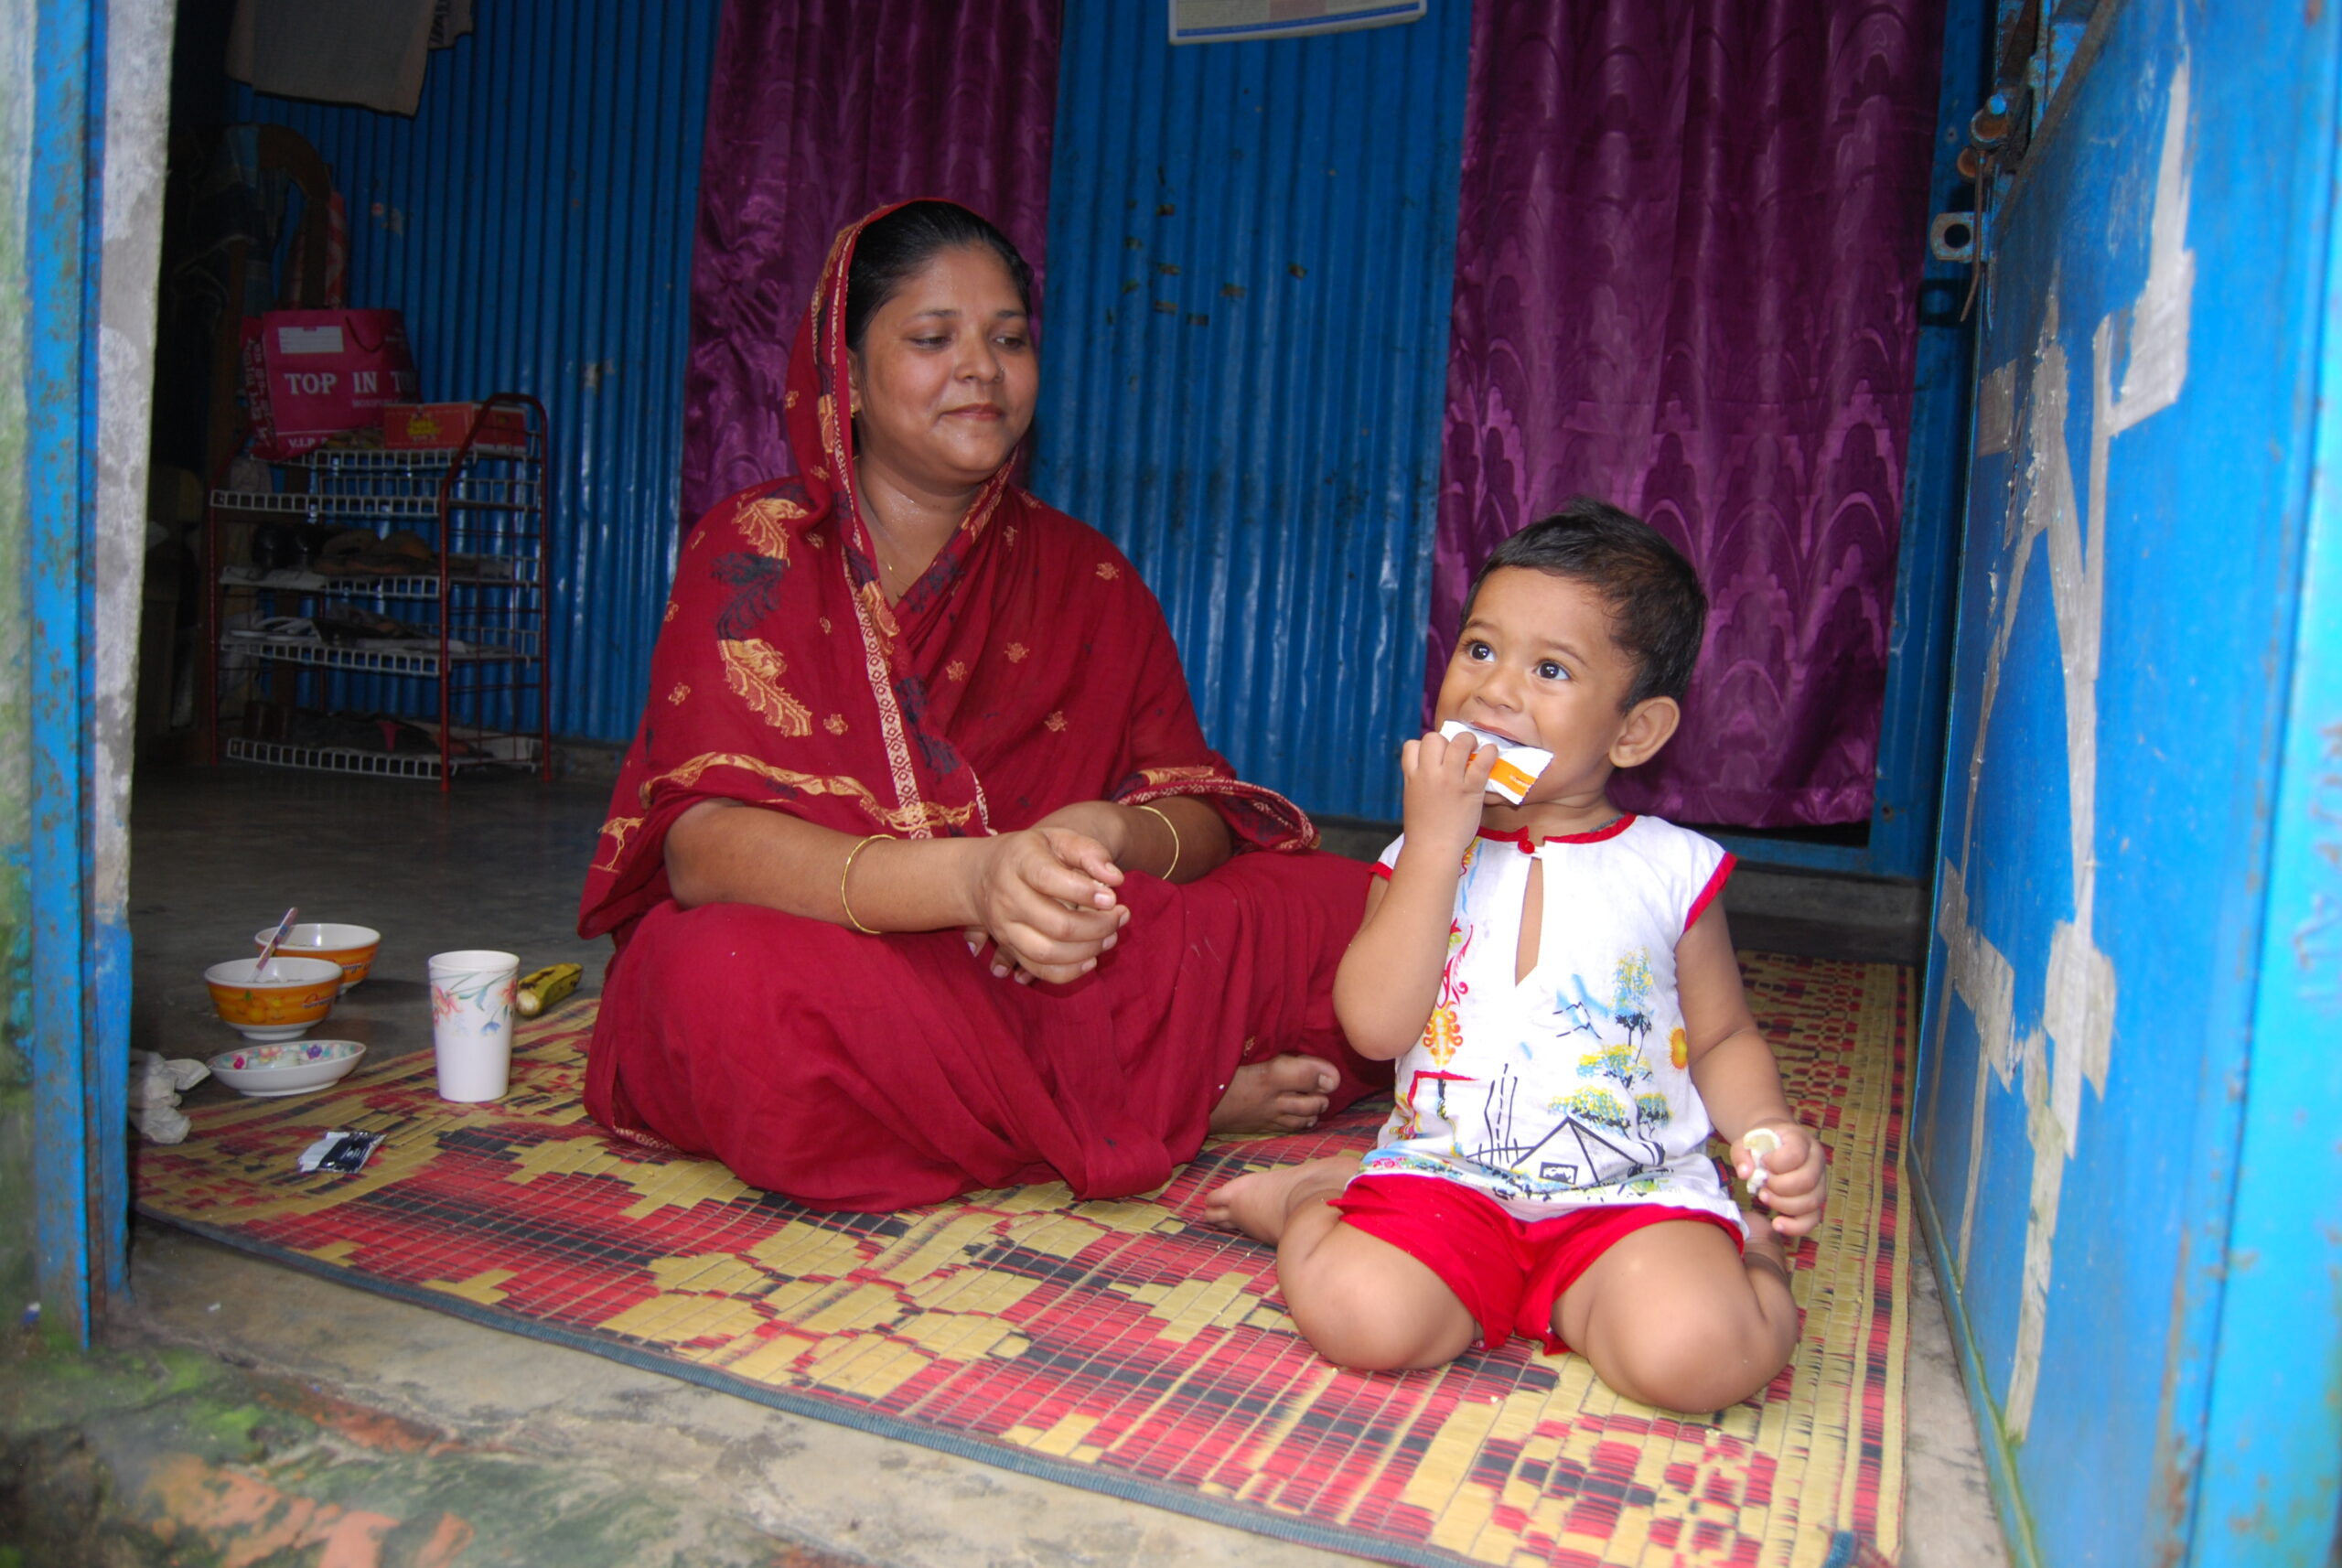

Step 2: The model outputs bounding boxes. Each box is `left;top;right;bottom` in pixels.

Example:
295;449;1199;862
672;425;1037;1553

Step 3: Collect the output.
200;392;553;789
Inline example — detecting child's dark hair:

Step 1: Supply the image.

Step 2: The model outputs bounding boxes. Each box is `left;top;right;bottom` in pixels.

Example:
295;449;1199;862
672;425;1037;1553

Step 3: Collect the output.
1465;499;1708;709
844;200;1034;352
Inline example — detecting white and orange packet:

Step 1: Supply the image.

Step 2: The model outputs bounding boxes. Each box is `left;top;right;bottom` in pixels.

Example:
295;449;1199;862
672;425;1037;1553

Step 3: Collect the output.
1439;721;1554;805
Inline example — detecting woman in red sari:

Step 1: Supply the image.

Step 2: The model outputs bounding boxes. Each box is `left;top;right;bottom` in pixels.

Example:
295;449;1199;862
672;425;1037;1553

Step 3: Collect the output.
580;200;1384;1209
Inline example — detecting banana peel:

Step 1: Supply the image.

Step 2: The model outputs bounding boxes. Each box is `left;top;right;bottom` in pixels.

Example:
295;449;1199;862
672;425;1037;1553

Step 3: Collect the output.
514;962;583;1018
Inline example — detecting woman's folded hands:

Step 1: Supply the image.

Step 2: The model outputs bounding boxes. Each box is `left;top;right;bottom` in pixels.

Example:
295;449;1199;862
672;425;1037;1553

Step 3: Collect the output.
964;819;1131;985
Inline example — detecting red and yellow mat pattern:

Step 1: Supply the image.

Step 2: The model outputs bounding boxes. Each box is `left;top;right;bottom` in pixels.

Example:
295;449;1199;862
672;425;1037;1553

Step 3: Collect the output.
137;951;1907;1568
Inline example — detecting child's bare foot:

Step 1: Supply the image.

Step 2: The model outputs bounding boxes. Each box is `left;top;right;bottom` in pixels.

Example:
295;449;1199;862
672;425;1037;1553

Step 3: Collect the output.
1209;1055;1338;1134
1202;1155;1357;1241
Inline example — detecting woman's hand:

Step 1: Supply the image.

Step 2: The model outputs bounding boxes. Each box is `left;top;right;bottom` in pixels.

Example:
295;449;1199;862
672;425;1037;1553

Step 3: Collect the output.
1735;1122;1827;1239
1400;730;1499;863
965;826;1131;985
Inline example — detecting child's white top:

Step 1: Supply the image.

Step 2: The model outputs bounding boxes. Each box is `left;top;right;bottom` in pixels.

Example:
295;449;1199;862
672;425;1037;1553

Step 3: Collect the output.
1361;815;1743;1230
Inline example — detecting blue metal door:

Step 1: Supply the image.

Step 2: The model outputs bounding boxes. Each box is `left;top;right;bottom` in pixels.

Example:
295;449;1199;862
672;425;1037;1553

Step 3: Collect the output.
1914;3;2342;1563
13;0;161;1348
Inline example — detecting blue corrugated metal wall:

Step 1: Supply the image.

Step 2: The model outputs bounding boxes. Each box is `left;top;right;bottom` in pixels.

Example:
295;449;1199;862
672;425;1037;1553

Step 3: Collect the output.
1035;3;1471;822
234;0;721;744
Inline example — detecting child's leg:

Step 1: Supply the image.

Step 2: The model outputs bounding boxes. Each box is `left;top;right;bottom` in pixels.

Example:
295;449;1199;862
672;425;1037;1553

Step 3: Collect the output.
1206;1158;1479;1370
1552;1214;1798;1412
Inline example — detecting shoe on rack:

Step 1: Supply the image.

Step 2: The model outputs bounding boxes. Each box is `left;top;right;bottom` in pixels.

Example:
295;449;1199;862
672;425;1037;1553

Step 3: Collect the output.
250;524;302;572
360;531;435;575
317;530;376;575
314;606;422;645
284;710;393;750
226;615;318;642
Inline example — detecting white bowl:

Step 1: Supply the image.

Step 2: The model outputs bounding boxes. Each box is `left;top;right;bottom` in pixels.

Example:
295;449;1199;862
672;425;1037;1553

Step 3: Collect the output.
207;1038;368;1098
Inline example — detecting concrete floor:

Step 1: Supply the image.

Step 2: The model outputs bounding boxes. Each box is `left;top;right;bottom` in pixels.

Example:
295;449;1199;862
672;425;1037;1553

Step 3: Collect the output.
30;765;2009;1564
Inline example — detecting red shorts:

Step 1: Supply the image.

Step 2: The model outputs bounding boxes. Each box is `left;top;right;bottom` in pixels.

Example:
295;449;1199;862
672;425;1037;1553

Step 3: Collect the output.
1328;1173;1745;1354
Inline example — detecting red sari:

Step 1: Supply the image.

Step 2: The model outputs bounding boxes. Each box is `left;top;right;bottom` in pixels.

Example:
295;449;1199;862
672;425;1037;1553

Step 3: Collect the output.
578;201;1382;1209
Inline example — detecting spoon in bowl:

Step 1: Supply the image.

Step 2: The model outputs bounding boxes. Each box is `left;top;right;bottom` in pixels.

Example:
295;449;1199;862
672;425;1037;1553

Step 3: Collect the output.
252;906;298;980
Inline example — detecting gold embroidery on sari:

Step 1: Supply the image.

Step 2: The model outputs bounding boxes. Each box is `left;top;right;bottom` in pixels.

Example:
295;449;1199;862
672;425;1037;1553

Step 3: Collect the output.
663;601;678;624
960;481;1004;540
844;553;925;834
593;814;646;873
718;639;812;736
667;683;689;705
945;660;968;682
857;582;900;658
736;497;804;560
1045;711;1067;732
1096;562;1120;581
1005;642;1029;662
823;714;847;736
641;753;977;835
1137;764;1223;786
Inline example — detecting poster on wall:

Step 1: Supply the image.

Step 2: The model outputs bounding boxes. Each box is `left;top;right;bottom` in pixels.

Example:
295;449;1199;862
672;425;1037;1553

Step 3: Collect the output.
1168;0;1426;45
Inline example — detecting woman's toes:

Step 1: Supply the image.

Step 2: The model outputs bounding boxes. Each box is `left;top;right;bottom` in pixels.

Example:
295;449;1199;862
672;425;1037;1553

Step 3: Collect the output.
1267;1054;1334;1092
1209;1057;1342;1134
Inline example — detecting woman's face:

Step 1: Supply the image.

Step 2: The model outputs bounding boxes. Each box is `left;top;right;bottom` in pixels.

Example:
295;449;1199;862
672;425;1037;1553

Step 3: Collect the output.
846;244;1037;499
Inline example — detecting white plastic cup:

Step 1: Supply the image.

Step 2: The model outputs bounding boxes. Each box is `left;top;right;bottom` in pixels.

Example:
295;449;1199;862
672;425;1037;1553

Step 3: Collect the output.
427;949;519;1101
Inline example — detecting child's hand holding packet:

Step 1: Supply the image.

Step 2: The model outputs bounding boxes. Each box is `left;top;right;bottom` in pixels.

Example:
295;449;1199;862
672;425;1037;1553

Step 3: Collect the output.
1437;720;1553;805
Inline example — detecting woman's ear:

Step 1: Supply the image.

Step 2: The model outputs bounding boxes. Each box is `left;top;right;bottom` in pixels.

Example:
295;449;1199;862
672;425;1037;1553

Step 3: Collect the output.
1608;695;1681;768
845;352;865;419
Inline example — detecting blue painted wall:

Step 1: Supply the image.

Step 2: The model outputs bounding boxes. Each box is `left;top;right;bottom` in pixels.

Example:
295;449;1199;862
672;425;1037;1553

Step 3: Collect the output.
1033;1;1472;822
1912;3;2342;1563
234;0;721;746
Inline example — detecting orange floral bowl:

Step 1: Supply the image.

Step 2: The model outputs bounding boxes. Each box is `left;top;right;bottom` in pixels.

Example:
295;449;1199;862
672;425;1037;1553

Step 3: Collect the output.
204;956;343;1042
251;922;381;994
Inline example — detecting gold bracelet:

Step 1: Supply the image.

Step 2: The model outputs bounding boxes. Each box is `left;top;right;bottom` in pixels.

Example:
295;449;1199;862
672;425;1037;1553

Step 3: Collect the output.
839;833;886;934
1135;802;1181;882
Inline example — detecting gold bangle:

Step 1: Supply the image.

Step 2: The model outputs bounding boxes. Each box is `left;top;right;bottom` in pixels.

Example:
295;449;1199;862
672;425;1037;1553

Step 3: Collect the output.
839;833;886;935
1135;803;1181;882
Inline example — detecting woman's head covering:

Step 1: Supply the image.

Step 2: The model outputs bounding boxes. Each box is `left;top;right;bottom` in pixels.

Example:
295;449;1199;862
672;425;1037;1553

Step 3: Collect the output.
579;200;1314;946
785;200;1028;633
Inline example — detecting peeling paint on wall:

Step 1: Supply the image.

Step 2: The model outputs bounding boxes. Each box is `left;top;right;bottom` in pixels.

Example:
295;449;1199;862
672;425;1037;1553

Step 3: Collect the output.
0;0;38;1319
2296;720;2342;1004
93;0;171;929
1934;56;2195;1440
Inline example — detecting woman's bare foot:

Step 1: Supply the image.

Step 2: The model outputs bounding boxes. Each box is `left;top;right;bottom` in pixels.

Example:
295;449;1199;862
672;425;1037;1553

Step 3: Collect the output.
1209;1054;1338;1134
1202;1155;1358;1241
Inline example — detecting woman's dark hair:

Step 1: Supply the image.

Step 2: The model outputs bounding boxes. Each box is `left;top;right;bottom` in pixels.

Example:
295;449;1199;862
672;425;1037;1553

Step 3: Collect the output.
1464;499;1708;710
843;201;1035;352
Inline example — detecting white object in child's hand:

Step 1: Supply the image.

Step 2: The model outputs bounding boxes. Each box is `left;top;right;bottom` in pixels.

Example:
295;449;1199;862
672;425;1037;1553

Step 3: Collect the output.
1438;721;1554;805
1744;1126;1782;1196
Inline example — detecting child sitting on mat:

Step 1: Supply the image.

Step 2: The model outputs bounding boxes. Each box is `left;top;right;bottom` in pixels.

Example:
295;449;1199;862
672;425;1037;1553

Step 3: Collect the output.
1206;500;1825;1412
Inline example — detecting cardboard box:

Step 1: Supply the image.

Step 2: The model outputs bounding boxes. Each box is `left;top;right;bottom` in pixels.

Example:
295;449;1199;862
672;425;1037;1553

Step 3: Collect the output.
381;402;530;456
242;310;420;459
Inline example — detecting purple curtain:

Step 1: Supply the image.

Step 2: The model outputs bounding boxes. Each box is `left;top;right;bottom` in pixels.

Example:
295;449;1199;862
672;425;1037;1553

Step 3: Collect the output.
681;0;1061;526
1432;2;1944;827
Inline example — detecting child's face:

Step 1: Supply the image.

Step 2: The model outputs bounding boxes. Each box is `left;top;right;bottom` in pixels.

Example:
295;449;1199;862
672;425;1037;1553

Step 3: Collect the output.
1434;567;1660;810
